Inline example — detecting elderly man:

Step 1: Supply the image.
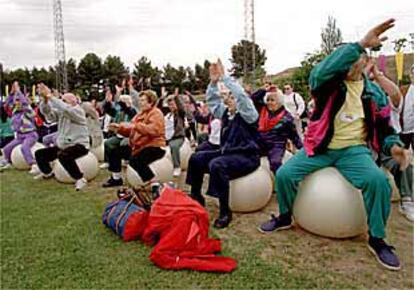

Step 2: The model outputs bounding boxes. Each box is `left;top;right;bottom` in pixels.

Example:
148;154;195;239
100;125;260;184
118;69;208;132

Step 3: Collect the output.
34;84;90;191
259;19;411;271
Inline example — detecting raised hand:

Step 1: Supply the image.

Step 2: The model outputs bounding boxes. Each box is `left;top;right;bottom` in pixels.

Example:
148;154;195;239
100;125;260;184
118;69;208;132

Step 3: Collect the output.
359;18;395;49
209;63;221;83
391;145;412;171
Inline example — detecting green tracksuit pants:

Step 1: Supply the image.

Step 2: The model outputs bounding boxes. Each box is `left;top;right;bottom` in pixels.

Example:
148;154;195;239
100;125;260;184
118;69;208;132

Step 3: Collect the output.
276;145;391;238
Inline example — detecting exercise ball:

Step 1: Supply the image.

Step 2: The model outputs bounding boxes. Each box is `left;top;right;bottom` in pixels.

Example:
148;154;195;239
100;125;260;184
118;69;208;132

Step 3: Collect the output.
54;152;99;183
90;142;104;162
229;167;273;212
260;151;293;180
126;156;174;187
293;167;367;238
11;142;45;170
179;138;193;170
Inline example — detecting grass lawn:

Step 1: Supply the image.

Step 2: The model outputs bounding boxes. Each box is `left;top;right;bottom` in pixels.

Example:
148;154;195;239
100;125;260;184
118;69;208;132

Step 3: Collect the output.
1;168;413;289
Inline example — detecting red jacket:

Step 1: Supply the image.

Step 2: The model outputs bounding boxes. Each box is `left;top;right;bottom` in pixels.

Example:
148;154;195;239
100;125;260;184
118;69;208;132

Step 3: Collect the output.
142;187;237;273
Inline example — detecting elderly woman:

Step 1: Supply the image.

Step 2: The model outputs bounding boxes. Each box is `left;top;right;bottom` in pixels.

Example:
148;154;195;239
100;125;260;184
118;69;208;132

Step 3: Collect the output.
251;86;303;172
103;90;166;194
186;60;260;229
0;81;38;172
34;84;90;190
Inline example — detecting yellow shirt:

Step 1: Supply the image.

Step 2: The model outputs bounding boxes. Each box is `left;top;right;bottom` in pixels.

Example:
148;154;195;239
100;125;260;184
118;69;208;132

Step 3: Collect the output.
328;80;367;149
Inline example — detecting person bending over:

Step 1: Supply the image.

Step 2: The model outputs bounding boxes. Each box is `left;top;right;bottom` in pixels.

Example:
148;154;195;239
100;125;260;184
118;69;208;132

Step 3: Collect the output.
258;19;411;271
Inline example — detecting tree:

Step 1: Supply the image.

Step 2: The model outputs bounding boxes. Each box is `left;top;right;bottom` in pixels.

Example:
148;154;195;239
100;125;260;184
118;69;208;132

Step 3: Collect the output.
321;16;343;55
77;53;103;99
132;56;160;90
163;63;187;90
77;53;103;93
194;60;211;91
230;40;266;81
102;55;127;88
66;58;78;91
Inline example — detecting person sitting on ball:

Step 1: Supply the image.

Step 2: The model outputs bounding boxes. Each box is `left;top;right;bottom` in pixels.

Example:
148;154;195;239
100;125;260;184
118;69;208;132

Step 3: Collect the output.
258;19;411;271
103;90;166;196
160;89;186;177
100;91;137;169
34;84;90;191
0;81;39;173
251;85;303;172
186;59;260;229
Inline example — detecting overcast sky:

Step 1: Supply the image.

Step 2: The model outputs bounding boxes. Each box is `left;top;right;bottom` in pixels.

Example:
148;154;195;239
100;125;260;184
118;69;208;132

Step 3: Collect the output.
0;0;413;74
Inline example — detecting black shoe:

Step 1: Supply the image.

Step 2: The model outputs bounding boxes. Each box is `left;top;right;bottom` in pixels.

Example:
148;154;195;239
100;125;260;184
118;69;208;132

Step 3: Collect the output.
213;212;232;229
102;177;123;188
258;214;292;233
151;183;161;200
368;236;401;271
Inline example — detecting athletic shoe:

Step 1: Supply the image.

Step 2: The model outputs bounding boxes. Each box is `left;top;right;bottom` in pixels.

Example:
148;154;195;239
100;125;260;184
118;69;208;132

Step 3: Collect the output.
122;160;129;167
34;172;54;180
368;236;401;271
102;177;123;188
173;168;181;177
99;163;109;169
0;162;12;171
75;178;88;191
29;164;41;175
399;198;414;222
258;214;292;233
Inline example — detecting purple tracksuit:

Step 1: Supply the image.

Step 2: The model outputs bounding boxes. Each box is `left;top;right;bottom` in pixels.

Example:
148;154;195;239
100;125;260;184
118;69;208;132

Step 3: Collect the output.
2;92;38;165
251;89;303;172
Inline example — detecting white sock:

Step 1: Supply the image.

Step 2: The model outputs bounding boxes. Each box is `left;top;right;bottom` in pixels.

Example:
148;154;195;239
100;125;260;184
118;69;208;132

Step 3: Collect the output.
112;172;122;180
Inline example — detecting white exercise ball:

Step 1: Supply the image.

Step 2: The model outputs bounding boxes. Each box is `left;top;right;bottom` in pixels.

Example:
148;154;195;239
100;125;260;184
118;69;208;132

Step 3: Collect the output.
53;152;99;183
179;138;193;170
293;167;367;238
90;142;104;162
11;142;45;170
229;167;273;212
126;156;174;187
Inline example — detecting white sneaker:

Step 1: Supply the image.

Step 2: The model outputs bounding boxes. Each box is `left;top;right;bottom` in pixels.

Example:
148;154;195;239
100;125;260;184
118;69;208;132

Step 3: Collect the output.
122;160;129;167
0;161;12;171
173;168;181;177
34;172;54;180
99;163;109;169
29;164;41;175
400;199;414;222
75;177;88;191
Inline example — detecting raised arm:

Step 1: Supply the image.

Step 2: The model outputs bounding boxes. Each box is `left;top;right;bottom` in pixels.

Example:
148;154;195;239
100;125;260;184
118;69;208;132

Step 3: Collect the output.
222;76;258;124
48;97;87;125
206;82;226;119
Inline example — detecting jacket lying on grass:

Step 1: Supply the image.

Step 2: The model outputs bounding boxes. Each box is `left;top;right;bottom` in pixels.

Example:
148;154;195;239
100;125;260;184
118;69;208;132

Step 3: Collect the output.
142;186;237;273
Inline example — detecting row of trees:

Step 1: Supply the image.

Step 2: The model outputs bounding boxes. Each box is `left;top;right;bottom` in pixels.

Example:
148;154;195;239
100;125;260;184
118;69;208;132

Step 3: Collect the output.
1;41;267;100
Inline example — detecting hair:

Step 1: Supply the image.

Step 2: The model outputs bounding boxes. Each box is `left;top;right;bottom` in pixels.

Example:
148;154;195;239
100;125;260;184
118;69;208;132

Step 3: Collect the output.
265;90;283;104
139;90;158;105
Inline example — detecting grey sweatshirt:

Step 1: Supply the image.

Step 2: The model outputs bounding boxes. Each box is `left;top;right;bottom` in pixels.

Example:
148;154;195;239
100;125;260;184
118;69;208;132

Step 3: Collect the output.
40;97;90;149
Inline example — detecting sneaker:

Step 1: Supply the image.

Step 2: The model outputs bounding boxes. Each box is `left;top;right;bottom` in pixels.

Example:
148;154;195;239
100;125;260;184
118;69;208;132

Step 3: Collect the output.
173;168;181;177
34;172;54;180
399;199;414;222
99;163;109;169
29;164;41;175
368;236;401;271
213;213;232;229
102;177;123;188
0;161;12;171
122;160;129;167
258;214;292;234
75;178;88;191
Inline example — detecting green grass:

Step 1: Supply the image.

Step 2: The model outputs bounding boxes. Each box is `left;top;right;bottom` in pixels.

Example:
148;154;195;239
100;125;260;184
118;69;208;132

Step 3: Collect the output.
1;169;413;289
